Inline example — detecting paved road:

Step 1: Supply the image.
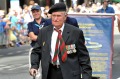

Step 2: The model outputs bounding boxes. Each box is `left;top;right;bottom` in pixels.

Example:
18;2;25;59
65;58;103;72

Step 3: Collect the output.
0;45;33;79
112;26;120;79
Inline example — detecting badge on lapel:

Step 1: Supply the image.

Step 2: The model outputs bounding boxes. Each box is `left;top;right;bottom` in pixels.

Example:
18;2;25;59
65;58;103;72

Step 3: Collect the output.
66;44;76;54
43;41;45;46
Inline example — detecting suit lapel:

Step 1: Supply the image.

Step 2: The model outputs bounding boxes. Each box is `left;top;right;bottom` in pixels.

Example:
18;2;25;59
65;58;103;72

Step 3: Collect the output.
47;25;53;51
62;23;70;43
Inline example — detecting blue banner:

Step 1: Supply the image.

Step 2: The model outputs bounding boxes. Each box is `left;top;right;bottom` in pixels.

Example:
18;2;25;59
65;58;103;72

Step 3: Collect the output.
69;14;114;79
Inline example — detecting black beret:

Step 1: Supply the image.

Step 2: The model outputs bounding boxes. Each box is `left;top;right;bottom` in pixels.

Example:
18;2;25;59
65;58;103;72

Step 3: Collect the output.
48;2;66;14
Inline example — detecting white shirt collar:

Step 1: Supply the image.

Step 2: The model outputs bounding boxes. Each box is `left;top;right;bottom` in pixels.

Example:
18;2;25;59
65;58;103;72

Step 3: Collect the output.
53;23;65;32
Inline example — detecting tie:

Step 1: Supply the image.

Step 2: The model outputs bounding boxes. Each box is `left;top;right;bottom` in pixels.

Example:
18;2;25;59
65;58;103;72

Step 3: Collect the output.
52;28;67;65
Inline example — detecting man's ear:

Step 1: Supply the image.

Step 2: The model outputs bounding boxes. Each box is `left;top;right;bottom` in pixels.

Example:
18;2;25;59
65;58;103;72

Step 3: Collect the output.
65;13;68;17
65;13;68;19
64;14;68;21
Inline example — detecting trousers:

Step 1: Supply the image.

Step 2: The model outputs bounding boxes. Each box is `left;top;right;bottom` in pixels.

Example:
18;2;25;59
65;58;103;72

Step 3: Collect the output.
47;63;63;79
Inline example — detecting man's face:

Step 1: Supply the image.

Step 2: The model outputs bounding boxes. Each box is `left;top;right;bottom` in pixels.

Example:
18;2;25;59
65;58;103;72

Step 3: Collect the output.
103;1;109;6
51;11;67;29
32;9;41;20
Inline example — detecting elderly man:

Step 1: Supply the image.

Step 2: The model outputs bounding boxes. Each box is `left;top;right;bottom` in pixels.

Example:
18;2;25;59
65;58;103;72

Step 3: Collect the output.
29;2;92;79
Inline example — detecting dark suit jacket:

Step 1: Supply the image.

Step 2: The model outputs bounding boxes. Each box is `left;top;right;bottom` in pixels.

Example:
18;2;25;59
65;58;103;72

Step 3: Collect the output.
31;23;92;79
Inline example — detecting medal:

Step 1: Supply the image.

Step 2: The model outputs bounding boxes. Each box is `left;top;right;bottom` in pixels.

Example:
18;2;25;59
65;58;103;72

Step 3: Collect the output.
73;49;76;53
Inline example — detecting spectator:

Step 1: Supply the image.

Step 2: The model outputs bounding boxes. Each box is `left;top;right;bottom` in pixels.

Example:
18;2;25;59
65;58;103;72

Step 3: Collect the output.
97;0;115;13
10;10;20;47
28;0;35;11
43;6;51;19
0;12;7;48
27;5;51;47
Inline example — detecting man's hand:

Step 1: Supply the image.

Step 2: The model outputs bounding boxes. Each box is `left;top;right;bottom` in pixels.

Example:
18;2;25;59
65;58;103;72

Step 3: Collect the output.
29;68;38;76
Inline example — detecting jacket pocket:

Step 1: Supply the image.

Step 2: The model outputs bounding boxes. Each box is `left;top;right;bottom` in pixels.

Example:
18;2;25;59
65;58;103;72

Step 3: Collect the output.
72;70;80;76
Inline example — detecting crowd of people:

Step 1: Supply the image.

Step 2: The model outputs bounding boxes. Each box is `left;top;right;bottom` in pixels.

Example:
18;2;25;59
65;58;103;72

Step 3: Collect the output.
0;0;120;48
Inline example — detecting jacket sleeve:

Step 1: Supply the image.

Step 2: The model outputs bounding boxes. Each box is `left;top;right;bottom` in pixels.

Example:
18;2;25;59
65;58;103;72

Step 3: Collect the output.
30;29;42;69
76;29;92;79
